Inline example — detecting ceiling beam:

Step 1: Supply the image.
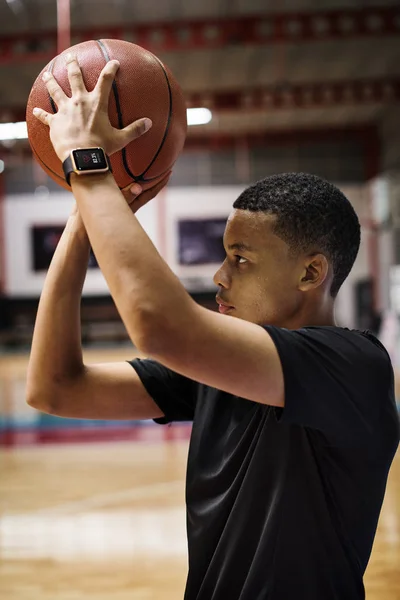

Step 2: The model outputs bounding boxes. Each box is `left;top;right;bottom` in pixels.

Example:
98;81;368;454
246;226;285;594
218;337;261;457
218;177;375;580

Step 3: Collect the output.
2;76;398;122
185;124;376;147
0;6;398;65
186;77;400;111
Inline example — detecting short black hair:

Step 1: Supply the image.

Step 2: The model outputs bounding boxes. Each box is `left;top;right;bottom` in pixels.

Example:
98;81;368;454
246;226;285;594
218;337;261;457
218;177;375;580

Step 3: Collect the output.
233;173;360;297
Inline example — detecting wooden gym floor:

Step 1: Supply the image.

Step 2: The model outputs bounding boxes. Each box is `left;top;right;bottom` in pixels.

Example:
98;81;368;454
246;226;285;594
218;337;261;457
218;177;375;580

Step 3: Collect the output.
0;349;399;599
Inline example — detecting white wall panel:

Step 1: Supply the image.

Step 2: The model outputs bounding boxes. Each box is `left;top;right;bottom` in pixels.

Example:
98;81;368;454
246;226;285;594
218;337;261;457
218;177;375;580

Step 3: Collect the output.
4;184;368;330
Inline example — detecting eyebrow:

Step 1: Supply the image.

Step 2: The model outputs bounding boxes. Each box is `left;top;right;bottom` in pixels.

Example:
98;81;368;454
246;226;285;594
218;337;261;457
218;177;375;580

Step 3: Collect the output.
227;243;255;253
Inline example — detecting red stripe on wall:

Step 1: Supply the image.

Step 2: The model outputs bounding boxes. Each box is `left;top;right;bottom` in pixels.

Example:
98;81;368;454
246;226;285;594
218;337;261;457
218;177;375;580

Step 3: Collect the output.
0;423;192;447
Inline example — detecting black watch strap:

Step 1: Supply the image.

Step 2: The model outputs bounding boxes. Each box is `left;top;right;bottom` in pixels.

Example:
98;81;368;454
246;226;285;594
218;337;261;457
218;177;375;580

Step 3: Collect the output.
62;154;74;186
62;151;113;186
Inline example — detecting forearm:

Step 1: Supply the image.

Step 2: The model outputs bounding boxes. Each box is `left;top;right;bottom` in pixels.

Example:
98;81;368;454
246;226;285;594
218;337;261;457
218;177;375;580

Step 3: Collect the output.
71;174;193;349
26;205;90;401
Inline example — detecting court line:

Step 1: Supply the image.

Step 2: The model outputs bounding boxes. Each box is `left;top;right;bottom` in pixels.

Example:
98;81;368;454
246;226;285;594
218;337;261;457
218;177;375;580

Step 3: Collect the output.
19;479;184;517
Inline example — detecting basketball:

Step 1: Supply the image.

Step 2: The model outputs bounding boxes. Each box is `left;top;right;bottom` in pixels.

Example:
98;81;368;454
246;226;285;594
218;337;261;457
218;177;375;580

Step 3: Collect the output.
26;39;187;191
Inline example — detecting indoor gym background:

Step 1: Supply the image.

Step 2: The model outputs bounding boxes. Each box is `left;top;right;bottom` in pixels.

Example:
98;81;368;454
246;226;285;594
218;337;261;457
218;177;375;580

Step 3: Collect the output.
0;0;399;598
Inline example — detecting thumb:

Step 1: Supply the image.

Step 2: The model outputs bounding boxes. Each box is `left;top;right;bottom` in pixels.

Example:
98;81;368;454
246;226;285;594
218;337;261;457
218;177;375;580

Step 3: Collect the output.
122;183;142;206
120;117;152;146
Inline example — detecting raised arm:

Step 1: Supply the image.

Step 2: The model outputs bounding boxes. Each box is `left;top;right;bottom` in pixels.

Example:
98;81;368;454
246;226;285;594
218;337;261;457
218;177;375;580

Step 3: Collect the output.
26;202;162;421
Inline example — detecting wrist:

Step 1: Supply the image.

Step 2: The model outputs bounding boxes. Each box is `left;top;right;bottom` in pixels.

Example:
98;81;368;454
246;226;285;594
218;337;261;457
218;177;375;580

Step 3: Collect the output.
63;148;112;186
70;171;115;188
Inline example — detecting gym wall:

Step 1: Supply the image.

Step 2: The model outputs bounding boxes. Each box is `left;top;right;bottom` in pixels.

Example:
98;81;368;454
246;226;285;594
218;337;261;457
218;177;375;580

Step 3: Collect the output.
3;183;371;329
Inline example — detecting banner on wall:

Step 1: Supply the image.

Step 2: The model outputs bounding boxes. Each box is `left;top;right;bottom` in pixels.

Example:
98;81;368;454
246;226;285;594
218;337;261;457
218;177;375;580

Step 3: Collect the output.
178;218;226;266
3;192;158;297
31;225;99;271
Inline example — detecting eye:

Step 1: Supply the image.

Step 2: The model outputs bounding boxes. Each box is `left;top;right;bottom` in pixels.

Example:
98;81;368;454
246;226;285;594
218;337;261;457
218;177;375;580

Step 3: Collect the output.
235;255;248;265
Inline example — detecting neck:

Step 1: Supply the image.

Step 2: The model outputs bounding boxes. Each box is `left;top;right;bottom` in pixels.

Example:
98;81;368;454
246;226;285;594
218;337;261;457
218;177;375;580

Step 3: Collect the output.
284;298;337;330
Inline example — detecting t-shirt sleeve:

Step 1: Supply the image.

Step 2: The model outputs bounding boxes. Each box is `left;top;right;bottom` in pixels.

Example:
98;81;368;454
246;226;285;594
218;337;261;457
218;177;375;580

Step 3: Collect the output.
127;357;198;424
264;326;393;445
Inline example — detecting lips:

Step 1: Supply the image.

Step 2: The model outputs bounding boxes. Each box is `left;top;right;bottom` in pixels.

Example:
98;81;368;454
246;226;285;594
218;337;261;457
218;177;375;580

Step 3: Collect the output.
216;296;234;314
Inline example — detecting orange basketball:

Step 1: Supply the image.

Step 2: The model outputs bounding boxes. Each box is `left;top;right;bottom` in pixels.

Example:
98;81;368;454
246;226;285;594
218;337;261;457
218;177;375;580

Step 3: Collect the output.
26;39;187;191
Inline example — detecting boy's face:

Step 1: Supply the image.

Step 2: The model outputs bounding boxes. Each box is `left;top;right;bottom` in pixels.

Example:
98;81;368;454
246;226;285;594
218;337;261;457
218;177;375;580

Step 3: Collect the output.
213;209;308;327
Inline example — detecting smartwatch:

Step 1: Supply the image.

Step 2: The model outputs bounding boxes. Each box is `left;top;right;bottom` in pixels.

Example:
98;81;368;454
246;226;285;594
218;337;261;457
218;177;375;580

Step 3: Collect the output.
62;148;112;185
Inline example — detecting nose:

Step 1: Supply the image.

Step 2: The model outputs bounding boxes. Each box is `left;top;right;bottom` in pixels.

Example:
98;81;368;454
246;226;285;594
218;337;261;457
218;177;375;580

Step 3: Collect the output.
213;258;231;289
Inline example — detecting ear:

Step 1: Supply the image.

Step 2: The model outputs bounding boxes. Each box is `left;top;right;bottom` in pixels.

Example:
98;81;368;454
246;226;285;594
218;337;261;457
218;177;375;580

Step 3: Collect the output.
298;253;330;291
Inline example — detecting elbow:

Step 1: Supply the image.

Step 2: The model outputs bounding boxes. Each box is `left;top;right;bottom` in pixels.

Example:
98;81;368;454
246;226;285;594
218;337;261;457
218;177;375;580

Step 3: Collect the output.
26;379;43;409
26;364;84;413
26;376;66;414
26;387;55;413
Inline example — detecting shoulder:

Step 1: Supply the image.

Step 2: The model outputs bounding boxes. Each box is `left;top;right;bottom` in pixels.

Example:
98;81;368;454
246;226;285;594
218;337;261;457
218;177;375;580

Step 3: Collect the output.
265;325;392;378
267;325;388;352
268;326;397;444
317;326;390;362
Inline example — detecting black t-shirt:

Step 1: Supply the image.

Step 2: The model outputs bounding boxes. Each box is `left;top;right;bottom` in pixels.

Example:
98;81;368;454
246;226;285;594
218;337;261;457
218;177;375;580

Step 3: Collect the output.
129;326;400;600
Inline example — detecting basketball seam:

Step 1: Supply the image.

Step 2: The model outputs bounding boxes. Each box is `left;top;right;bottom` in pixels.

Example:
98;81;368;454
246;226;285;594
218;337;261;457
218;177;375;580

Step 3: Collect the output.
96;39;174;183
96;40;138;182
138;55;173;180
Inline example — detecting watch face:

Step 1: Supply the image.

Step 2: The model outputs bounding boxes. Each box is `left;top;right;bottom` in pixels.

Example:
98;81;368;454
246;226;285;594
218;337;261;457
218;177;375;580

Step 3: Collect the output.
72;149;108;171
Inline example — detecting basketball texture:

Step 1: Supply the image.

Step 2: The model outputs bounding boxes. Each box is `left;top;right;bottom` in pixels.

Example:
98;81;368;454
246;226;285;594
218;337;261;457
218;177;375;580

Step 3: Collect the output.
26;39;187;191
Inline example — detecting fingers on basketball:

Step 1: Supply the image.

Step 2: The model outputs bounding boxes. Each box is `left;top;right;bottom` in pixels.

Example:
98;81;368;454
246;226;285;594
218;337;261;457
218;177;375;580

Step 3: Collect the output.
65;54;86;95
33;107;52;125
42;71;66;107
94;60;120;110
